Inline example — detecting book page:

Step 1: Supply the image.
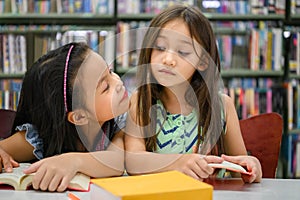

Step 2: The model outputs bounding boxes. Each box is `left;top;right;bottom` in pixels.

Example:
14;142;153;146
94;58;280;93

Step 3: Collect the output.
1;163;90;191
0;163;31;189
208;161;251;175
68;173;90;191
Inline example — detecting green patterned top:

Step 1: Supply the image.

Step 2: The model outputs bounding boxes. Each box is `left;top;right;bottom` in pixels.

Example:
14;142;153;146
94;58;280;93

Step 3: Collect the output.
154;99;226;154
154;100;199;154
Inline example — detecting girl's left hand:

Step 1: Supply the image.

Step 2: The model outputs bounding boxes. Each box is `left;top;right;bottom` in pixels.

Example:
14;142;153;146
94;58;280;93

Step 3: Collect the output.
221;154;262;183
0;147;19;173
23;153;79;192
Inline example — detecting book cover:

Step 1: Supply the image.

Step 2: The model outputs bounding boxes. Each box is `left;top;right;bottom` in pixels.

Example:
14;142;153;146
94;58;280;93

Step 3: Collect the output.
91;171;213;200
0;163;90;191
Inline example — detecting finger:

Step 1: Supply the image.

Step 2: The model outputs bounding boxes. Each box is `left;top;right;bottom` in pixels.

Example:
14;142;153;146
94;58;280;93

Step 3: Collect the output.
36;168;55;191
194;156;214;178
48;174;63;192
204;155;224;164
241;174;255;183
0;151;14;172
23;161;41;174
2;158;16;173
221;154;246;165
192;145;199;153
2;163;13;173
3;158;20;173
10;159;20;168
183;170;203;181
0;158;3;173
57;175;74;192
31;167;47;190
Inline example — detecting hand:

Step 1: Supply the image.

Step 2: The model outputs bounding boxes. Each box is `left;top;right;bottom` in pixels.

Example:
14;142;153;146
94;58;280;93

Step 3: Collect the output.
221;154;262;183
23;153;80;192
0;147;19;173
173;153;223;181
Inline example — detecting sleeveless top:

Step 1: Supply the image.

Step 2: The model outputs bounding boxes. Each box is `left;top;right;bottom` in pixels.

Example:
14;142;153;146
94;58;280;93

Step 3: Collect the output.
16;113;127;160
154;100;226;154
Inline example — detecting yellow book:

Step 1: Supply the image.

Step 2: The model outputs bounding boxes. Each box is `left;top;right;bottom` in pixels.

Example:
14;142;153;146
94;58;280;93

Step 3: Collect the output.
91;171;213;200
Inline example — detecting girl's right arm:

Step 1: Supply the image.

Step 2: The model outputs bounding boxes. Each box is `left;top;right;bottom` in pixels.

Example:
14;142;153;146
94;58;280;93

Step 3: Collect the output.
124;94;223;180
23;131;125;192
0;131;35;171
125;135;224;180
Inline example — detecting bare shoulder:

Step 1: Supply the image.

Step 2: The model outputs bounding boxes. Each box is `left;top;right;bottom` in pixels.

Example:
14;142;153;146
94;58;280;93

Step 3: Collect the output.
219;93;238;122
220;93;234;108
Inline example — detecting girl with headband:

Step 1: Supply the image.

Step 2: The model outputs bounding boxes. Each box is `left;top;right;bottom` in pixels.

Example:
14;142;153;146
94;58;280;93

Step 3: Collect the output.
0;42;129;191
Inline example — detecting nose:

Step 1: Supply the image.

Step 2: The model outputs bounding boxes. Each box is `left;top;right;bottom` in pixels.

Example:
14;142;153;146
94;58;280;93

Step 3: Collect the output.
116;80;124;92
162;51;176;67
112;73;124;92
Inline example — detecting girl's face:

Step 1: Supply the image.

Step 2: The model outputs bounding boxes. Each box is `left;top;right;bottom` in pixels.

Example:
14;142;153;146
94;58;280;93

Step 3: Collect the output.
77;51;129;124
150;18;203;87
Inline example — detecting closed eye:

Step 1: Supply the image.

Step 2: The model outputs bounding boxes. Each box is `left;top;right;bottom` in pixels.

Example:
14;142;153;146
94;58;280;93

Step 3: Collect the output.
154;45;166;51
178;50;191;56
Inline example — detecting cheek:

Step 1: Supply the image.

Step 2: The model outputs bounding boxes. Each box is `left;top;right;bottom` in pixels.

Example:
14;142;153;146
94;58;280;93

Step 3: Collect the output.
95;95;113;122
179;66;196;79
182;55;199;68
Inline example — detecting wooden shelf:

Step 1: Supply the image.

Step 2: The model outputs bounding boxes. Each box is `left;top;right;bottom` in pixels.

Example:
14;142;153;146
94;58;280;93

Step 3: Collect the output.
0;74;24;79
221;69;284;78
0;26;114;34
289;73;300;79
204;13;285;21
117;13;154;21
116;68;284;78
117;13;285;22
0;13;115;25
288;129;300;135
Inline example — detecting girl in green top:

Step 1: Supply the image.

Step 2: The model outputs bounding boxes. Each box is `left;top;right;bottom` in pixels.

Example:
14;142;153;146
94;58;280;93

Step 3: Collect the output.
125;4;262;183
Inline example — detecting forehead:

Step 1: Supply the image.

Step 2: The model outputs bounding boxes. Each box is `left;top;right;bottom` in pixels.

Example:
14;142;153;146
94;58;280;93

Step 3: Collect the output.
157;19;203;54
159;18;191;41
75;51;108;87
82;51;107;75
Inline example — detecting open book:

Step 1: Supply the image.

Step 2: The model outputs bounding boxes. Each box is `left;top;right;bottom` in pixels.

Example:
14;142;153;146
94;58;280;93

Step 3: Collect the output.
0;163;90;191
208;161;251;175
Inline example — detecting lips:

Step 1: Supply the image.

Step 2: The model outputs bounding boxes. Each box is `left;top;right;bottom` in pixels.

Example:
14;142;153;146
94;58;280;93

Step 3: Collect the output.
158;68;175;75
121;90;128;102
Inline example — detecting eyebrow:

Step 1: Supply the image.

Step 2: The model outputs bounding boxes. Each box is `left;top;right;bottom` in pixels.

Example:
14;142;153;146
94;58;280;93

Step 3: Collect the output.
157;34;193;46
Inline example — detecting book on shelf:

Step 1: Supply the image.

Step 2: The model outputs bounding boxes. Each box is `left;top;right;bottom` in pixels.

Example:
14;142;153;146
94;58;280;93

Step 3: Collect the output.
295;139;300;177
91;170;213;200
0;163;90;191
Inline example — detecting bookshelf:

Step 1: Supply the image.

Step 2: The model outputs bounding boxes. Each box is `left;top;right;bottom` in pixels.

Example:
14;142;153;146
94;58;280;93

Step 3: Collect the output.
0;0;300;178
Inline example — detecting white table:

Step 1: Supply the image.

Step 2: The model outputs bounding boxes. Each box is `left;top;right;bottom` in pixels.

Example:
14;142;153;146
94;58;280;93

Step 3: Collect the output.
0;178;299;200
210;178;300;200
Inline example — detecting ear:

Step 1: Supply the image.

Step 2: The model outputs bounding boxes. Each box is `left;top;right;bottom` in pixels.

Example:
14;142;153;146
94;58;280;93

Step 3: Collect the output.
196;65;208;71
196;60;209;71
196;55;209;71
67;109;88;125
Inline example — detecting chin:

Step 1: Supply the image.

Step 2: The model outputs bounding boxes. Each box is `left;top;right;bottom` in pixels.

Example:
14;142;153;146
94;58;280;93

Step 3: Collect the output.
113;106;128;117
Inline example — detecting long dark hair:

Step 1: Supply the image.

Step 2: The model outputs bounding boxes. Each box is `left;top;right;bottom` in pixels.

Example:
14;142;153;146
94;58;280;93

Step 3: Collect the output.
12;42;90;157
136;5;225;155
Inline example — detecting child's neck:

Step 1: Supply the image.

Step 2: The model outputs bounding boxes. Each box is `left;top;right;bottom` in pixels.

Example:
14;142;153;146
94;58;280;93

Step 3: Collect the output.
161;86;193;115
79;120;103;150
